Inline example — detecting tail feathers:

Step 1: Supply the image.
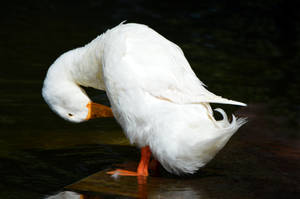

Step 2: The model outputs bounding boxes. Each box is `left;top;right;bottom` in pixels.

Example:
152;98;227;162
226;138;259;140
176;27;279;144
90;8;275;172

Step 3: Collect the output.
212;109;247;150
214;108;247;129
157;108;247;175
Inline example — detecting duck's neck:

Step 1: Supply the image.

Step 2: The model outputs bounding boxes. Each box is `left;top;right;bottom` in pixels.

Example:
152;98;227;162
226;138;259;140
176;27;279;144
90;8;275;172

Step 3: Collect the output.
66;35;106;90
43;35;107;106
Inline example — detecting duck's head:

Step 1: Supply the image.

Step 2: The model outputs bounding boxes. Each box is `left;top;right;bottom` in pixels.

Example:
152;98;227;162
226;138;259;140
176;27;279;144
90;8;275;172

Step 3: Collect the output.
42;79;90;123
42;50;112;123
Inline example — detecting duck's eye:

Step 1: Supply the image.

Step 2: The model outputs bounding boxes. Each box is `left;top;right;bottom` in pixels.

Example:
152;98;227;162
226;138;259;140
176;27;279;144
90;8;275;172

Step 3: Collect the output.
68;113;73;117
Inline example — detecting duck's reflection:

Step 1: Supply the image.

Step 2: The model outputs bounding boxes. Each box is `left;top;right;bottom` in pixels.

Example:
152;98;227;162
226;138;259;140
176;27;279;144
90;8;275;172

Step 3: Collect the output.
44;191;82;199
45;175;207;199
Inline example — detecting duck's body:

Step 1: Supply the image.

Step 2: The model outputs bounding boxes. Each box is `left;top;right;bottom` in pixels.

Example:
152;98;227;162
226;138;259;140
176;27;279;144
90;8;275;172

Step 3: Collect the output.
42;23;246;175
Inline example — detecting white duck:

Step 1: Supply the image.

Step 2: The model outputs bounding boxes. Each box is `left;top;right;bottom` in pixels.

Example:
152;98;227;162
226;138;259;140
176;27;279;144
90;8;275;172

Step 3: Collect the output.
42;22;246;176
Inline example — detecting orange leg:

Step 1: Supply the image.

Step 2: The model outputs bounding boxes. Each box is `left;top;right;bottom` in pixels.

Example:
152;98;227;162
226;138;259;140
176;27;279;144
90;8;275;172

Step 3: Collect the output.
107;146;151;176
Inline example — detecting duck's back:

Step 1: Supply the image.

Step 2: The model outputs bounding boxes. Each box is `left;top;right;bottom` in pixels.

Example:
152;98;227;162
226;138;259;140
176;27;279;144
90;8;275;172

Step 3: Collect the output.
102;23;205;100
102;23;245;106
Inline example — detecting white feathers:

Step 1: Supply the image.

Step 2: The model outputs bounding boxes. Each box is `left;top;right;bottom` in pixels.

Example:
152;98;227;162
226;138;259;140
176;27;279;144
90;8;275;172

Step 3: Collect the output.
43;22;247;175
144;102;247;174
101;23;247;174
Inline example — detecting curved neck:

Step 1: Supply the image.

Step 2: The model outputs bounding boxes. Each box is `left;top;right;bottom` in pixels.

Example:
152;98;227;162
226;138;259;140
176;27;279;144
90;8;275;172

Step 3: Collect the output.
43;35;107;109
42;58;91;108
67;35;106;90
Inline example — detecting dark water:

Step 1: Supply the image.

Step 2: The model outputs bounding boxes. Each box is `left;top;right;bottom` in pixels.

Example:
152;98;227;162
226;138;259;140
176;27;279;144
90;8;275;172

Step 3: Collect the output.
1;0;299;198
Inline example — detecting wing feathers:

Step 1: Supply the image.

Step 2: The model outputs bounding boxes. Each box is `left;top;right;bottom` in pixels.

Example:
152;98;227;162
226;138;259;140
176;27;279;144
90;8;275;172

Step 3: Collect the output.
150;91;246;106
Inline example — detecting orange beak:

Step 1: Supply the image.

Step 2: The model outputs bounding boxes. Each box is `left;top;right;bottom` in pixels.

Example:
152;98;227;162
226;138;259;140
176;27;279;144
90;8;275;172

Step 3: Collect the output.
86;102;114;120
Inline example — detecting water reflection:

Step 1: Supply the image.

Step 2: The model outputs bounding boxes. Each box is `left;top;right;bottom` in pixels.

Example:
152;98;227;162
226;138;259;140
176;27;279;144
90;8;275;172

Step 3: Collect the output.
149;188;200;199
45;191;82;199
47;173;207;199
146;178;206;199
46;188;202;199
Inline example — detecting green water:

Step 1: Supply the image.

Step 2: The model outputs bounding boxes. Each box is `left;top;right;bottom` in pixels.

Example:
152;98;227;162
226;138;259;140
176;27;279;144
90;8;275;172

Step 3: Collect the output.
1;0;299;198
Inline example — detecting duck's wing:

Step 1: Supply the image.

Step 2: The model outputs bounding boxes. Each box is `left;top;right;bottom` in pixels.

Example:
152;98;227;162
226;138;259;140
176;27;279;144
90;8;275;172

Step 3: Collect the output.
148;87;247;106
122;28;246;106
144;45;245;106
106;24;245;106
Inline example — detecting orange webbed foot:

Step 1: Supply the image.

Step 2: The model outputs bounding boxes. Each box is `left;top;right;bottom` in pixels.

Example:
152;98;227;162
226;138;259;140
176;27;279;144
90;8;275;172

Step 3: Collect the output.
107;146;151;177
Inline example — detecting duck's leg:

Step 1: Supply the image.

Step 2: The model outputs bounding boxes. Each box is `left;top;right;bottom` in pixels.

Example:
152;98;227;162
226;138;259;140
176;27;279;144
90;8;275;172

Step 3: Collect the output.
107;146;151;176
137;146;151;176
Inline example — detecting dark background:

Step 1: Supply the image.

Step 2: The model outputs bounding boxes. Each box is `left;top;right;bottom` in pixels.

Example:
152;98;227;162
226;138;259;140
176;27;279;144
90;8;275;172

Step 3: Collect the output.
0;0;299;198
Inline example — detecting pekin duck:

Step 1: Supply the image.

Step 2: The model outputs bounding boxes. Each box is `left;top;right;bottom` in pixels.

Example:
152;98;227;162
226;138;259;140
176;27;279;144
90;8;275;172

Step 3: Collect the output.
42;22;246;176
